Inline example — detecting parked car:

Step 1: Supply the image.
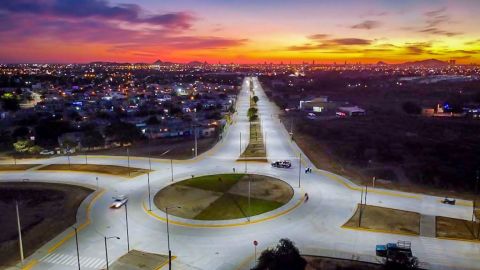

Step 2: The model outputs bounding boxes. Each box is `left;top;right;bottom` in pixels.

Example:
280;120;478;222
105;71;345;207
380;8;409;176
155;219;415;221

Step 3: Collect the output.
110;195;128;208
40;149;55;155
271;160;292;168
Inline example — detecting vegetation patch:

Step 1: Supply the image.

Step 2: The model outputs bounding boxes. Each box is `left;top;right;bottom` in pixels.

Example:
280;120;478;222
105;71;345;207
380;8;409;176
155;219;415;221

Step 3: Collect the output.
109;249;169;270
154;174;293;220
38;164;150;178
0;164;39;171
343;204;420;235
436;216;479;240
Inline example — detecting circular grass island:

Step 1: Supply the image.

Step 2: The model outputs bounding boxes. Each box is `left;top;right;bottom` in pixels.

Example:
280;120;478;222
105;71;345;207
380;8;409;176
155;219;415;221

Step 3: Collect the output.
154;174;294;220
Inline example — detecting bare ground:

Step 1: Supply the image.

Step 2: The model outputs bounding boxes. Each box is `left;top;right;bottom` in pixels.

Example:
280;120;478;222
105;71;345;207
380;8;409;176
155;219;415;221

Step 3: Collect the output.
436;216;479;240
0;182;93;269
38;164;150;178
228;175;293;203
343;204;420;235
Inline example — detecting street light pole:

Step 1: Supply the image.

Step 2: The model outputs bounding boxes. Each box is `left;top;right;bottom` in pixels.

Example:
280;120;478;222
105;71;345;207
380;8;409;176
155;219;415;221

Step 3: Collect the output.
170;159;174;182
124;203;130;252
127;147;130;176
15;201;24;265
248;176;251;222
239;132;242;156
73;227;80;270
165;206;181;270
104;236;120;270
96;176;99;190
147;172;152;211
298;153;302;188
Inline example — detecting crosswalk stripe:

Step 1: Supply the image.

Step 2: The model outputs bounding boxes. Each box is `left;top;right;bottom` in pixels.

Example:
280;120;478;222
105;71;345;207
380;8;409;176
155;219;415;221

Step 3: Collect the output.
40;253;104;269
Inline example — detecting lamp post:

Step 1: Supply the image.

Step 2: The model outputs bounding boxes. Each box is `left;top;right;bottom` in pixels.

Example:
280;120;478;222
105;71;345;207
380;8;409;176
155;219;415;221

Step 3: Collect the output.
15;201;24;265
124;202;130;252
104;236;120;270
95;176;99;190
165;206;181;270
73;227;80;270
298;153;302;188
147;172;152;211
126;147;130;176
170;159;174;182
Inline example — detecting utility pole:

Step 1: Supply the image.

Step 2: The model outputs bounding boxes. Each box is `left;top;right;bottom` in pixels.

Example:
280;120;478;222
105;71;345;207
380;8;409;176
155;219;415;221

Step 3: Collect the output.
73;227;81;270
127;147;130;176
239;132;242;156
124;203;130;252
298;153;302;188
147;172;152;211
16;201;24;265
170;159;174;182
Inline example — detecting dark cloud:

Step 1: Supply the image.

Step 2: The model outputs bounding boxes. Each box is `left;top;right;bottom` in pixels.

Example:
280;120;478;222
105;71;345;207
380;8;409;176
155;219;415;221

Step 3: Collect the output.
0;0;195;29
351;20;381;30
307;34;329;40
331;38;371;45
404;42;432;55
0;0;247;52
287;37;371;51
417;7;461;37
419;28;461;37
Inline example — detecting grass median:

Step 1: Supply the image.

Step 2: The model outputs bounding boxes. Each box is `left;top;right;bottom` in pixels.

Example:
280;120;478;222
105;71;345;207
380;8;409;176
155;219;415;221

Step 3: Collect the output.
38;164;150;178
0;164;39;171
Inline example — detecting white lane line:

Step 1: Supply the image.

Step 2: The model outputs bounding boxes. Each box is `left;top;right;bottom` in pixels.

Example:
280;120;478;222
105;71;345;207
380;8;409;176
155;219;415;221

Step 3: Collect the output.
40;253;104;269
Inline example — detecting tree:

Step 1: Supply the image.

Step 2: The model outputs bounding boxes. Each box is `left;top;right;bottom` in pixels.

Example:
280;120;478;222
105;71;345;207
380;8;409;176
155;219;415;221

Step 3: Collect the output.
252;95;259;104
402;101;421;115
146;116;160;125
248;107;258;120
253;239;306;270
35;120;71;147
0;93;20;112
105;121;143;145
13;139;41;154
81;130;104;149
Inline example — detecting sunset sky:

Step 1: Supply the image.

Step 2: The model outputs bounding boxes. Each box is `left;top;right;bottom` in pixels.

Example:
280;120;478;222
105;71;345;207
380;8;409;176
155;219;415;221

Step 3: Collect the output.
1;0;479;64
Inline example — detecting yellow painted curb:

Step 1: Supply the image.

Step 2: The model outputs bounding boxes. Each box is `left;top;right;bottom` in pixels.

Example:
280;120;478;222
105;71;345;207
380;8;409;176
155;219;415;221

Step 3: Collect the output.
155;256;177;270
143;192;306;228
436;236;480;243
21;259;38;270
341;225;419;237
47;189;106;253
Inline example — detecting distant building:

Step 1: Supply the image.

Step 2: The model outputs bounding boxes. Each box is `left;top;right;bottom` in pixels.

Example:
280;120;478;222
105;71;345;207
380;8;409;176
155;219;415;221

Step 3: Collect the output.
299;96;330;112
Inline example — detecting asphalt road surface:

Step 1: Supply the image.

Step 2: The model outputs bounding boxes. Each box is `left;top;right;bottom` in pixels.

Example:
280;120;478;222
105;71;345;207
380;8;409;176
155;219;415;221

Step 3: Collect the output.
1;77;479;270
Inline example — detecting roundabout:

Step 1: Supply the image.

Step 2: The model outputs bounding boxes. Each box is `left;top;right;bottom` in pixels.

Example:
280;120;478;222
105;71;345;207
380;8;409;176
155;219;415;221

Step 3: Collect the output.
153;174;294;221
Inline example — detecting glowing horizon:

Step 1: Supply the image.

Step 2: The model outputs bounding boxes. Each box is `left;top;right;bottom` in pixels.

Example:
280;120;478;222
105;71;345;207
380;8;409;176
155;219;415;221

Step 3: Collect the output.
1;0;479;64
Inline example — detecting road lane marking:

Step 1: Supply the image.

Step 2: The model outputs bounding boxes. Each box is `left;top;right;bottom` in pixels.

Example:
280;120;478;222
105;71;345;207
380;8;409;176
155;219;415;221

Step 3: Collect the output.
40;253;105;269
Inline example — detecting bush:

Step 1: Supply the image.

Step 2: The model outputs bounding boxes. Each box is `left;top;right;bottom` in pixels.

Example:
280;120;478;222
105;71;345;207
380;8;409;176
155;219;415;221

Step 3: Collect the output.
253;239;306;270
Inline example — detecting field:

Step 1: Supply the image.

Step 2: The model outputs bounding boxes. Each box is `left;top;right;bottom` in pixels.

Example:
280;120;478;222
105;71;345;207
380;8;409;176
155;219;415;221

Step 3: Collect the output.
436;216;479;240
0;164;39;171
0;182;93;269
343;204;420;235
154;174;293;220
38;164;150;178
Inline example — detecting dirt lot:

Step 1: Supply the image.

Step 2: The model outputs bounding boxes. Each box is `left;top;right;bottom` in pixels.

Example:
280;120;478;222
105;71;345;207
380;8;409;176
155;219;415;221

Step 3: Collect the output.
285;114;480;201
304;255;384;270
87;137;218;160
0;182;93;269
38;164;150;178
343;204;420;235
110;249;169;270
0;164;39;171
436;216;479;240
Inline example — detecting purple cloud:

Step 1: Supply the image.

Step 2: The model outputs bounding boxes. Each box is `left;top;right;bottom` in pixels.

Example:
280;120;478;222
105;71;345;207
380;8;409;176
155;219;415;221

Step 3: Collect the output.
351;20;381;30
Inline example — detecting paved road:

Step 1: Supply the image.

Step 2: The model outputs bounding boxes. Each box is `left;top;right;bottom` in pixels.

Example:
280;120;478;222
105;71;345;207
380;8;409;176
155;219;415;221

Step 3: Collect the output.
1;77;479;270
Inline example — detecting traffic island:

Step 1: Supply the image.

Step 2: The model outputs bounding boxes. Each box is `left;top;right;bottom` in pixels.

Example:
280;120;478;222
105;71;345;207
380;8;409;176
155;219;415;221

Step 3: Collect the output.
436;216;480;241
342;204;420;236
38;164;150;178
154;174;293;220
109;250;170;270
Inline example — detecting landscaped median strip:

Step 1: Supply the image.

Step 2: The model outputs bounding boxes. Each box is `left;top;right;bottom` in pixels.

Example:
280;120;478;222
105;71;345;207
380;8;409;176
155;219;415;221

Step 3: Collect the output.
37;164;151;178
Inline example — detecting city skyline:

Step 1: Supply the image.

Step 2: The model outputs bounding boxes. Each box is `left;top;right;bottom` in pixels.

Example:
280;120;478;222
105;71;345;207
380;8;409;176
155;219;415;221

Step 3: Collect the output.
0;0;480;64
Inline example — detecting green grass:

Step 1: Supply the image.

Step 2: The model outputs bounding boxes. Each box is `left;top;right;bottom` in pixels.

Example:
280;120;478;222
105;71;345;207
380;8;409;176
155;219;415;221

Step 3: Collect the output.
194;193;283;220
178;174;245;192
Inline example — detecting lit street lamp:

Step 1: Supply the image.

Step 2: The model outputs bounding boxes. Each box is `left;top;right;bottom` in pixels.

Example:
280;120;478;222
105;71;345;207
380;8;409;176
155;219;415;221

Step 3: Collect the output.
73;227;80;270
165;206;181;270
104;236;120;270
